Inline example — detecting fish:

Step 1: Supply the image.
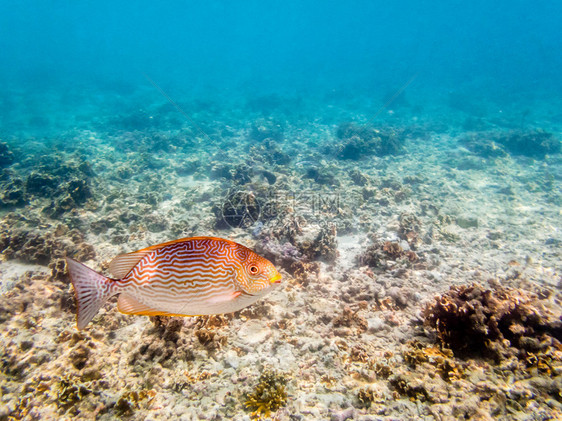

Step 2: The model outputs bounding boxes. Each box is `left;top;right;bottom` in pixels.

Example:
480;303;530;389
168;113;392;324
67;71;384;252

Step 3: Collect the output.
65;236;282;330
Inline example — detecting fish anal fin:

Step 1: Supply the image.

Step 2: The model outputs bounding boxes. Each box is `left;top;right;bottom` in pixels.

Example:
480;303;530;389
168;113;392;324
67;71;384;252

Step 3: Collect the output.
117;294;173;316
206;290;242;304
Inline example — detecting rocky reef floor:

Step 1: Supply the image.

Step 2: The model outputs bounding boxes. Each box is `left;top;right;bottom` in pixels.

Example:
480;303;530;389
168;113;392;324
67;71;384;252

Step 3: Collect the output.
1;88;561;420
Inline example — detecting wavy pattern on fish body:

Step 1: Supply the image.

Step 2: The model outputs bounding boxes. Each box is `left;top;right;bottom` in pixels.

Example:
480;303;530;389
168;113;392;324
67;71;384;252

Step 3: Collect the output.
117;238;249;314
66;236;282;329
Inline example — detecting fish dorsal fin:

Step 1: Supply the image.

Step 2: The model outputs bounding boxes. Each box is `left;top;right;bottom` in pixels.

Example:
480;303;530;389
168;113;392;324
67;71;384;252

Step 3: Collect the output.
109;237;239;279
109;250;152;279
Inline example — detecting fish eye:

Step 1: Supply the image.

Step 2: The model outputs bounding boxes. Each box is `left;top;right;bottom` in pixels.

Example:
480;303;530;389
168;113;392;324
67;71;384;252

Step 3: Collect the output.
249;265;259;275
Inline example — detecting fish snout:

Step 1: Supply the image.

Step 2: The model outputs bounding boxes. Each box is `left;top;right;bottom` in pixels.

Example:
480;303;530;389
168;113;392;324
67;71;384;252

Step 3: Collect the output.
270;272;282;284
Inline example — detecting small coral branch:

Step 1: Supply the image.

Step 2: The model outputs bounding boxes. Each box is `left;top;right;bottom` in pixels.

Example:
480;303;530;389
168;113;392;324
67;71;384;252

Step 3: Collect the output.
243;369;288;418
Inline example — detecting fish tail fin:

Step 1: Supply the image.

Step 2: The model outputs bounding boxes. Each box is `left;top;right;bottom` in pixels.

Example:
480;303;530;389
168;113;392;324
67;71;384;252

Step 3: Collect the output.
65;257;117;330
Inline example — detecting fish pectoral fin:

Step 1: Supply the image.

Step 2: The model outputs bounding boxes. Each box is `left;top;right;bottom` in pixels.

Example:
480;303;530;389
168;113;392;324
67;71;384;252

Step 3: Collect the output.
118;294;174;316
206;291;242;305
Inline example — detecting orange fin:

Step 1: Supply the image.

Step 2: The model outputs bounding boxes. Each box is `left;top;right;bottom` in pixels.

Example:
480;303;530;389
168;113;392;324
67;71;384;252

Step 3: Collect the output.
117;294;174;316
207;290;242;304
128;236;241;253
117;294;214;317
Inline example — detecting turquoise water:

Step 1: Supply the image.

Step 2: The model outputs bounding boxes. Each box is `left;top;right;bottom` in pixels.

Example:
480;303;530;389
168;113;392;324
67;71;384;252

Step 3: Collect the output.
1;1;561;134
1;2;561;420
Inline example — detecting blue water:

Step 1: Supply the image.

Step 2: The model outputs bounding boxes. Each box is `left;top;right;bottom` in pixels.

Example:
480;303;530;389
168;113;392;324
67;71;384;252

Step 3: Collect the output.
1;2;562;420
1;1;561;136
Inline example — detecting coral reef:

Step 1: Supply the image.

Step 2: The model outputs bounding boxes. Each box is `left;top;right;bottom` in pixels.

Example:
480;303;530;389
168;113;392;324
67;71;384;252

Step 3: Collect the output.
359;240;418;270
423;283;562;362
0;226;95;265
462;134;508;159
335;123;403;159
402;340;464;382
1;78;561;420
248;119;284;143
463;129;560;159
294;223;338;263
0;142;15;167
497;129;560;158
130;316;195;366
303;162;341;186
356;387;378;408
398;212;422;248
333;306;368;336
249;138;291;166
56;374;93;411
0;178;27;208
114;389;156;416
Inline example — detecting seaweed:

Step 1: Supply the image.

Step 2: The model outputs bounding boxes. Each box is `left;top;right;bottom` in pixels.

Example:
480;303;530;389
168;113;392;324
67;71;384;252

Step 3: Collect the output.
243;370;288;418
56;375;92;411
356;387;377;408
114;389;156;416
402;340;464;382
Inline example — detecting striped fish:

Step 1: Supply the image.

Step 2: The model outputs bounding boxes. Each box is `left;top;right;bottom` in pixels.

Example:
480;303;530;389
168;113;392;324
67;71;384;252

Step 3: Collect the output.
65;236;282;330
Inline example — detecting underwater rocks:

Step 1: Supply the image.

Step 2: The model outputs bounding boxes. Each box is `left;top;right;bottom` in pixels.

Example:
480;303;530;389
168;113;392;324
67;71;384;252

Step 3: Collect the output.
304;162;341;186
0;142;15;167
359;240;418;270
423;283;562;362
0;157;94;215
462;129;560;159
295;223;338;263
0;226;95;265
131;317;195;367
334;123;403;160
498;129;560;158
249;139;292;166
248;119;284;143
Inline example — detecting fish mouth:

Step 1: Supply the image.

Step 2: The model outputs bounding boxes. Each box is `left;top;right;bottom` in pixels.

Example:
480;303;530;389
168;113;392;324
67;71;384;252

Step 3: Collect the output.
270;273;282;284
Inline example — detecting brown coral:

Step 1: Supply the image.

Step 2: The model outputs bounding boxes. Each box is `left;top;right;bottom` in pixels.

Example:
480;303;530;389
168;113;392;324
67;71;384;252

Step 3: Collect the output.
360;240;418;269
333;306;368;336
423;283;562;362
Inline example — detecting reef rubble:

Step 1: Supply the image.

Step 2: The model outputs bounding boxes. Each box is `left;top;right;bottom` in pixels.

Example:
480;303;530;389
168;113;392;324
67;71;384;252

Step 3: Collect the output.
1;88;561;420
